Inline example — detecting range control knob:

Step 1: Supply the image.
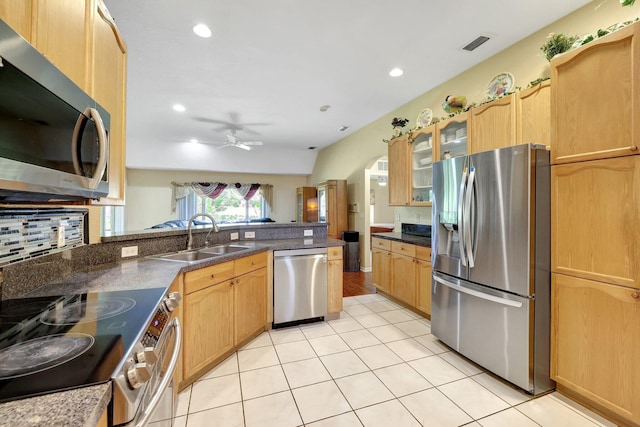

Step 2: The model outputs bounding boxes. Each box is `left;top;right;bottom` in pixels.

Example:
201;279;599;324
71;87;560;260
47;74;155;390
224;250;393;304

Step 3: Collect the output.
164;292;182;312
127;362;152;389
136;347;158;365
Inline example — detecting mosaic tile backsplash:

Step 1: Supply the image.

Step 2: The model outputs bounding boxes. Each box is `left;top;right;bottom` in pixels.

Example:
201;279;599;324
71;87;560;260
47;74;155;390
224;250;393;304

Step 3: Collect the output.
0;209;88;266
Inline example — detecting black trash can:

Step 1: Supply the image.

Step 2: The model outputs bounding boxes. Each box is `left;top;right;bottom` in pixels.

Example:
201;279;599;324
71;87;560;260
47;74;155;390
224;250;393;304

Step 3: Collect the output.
342;231;360;272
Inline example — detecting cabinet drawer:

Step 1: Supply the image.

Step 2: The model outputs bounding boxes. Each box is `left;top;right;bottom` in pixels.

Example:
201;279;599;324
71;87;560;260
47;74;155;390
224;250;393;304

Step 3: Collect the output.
391;241;416;257
372;238;391;251
327;246;342;260
415;246;431;261
235;252;268;276
184;261;234;295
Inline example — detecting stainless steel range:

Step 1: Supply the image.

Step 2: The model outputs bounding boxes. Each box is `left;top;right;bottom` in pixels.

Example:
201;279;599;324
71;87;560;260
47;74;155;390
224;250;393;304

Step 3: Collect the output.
0;287;181;426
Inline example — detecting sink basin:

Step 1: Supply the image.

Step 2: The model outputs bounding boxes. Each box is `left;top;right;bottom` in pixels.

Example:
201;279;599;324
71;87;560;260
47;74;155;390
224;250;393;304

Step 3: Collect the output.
149;244;253;263
199;244;252;255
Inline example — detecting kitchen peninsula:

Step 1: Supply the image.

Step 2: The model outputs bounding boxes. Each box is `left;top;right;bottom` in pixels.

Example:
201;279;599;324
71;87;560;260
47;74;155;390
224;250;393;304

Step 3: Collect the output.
0;221;344;427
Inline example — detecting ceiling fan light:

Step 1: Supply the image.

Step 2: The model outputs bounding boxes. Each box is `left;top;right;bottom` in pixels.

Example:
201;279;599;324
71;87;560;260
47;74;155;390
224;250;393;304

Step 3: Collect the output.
193;24;212;38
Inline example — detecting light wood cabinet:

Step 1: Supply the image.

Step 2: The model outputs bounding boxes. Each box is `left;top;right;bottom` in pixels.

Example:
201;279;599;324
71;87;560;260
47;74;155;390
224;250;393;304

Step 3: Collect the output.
551;21;640;164
551;156;640;290
317;180;348;239
551;273;640;426
516;80;551;148
296;187;317;222
388;135;411;206
470;94;516;153
391;252;416;306
415;246;432;316
32;0;92;92
436;112;470;160
234;267;267;344
372;237;431;316
89;0;127;204
181;253;268;386
0;0;32;41
327;246;343;313
183;278;234;380
371;238;391;294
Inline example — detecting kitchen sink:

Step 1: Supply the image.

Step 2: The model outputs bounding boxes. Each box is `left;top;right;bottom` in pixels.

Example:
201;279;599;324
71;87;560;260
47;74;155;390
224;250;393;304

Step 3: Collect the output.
199;244;252;255
148;244;253;264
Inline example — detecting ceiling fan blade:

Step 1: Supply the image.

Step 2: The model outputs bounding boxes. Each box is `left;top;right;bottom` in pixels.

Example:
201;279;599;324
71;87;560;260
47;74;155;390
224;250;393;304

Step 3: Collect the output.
242;141;263;146
235;143;251;151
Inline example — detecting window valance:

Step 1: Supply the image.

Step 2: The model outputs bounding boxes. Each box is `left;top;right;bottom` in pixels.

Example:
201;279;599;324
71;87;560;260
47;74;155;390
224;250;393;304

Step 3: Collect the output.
171;182;273;212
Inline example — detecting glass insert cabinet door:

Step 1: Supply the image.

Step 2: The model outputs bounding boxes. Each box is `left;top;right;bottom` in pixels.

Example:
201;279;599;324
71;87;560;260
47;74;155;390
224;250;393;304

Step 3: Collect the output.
317;186;327;223
439;114;469;161
411;129;434;204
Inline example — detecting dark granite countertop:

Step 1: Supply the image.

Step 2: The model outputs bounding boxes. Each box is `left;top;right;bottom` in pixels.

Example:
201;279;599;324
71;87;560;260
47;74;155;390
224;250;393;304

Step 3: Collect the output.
0;237;343;426
372;232;432;248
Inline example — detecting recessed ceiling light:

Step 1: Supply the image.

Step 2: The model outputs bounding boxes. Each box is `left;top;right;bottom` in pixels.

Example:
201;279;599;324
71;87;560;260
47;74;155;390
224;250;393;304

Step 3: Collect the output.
189;138;198;143
389;67;404;77
193;24;212;38
173;104;186;112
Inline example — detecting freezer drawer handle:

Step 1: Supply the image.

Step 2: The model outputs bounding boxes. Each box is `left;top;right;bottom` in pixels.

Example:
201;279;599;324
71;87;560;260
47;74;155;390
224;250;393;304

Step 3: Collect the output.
433;275;523;308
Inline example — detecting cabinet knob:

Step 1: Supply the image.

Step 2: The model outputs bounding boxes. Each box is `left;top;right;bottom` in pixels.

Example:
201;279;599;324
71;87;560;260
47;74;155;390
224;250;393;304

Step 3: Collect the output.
631;292;639;300
631;145;639;152
211;274;216;279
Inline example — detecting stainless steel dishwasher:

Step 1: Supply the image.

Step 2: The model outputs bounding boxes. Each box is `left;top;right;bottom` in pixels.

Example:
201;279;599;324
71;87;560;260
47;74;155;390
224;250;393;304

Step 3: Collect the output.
273;247;328;328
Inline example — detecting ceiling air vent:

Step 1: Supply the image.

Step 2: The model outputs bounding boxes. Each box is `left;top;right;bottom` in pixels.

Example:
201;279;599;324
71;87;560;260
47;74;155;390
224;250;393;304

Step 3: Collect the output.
463;36;490;52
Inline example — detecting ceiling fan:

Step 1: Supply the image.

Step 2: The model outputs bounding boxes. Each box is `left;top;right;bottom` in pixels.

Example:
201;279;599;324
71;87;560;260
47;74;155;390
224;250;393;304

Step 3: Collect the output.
220;130;263;151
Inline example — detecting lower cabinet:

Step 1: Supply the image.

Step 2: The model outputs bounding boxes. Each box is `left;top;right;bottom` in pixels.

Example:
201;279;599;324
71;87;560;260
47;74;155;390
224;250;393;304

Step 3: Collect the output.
551;273;640;426
372;238;391;293
372;237;431;316
181;253;268;387
415;247;432;315
327;246;344;313
391;252;416;306
183;279;234;380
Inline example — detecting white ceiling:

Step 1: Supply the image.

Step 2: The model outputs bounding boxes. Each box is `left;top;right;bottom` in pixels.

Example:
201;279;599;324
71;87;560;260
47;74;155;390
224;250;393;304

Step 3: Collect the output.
105;0;591;175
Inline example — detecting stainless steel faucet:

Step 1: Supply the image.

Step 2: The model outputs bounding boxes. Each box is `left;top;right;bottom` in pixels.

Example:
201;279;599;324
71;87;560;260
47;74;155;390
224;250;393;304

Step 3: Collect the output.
186;213;219;250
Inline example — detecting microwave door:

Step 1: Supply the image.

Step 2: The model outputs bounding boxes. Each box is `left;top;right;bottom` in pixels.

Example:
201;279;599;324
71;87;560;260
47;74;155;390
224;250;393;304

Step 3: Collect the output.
432;155;468;280
72;108;108;190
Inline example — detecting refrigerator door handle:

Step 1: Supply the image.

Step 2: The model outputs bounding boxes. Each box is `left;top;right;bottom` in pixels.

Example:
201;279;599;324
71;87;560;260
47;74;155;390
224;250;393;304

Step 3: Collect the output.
458;167;468;266
432;274;523;308
464;166;476;268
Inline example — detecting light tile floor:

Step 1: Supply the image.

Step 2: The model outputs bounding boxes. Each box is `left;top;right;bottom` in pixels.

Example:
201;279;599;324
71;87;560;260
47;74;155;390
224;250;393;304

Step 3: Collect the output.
153;293;619;427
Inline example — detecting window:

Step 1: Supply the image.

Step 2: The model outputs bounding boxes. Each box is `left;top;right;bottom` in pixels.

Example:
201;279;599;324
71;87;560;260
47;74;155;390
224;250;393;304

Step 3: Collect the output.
179;189;268;223
101;206;124;235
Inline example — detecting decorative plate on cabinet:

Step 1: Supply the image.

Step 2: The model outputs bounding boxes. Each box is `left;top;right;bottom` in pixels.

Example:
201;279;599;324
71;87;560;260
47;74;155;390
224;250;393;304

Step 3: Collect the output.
416;108;433;128
486;72;514;98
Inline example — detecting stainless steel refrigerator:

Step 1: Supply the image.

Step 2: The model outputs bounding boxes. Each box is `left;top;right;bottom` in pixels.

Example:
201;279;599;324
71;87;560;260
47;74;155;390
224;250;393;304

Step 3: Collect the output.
431;143;554;395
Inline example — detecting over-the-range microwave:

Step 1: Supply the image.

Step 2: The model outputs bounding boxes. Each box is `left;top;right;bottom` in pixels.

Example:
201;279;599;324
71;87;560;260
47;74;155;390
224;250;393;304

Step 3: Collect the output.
0;19;109;202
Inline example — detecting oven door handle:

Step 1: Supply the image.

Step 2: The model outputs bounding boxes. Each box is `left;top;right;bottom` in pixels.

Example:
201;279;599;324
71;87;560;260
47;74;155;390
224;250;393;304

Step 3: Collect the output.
135;317;182;427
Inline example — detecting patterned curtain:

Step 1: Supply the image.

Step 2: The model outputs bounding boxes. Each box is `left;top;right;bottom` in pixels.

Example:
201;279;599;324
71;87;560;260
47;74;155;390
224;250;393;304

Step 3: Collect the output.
190;182;228;199
171;181;271;212
229;183;261;201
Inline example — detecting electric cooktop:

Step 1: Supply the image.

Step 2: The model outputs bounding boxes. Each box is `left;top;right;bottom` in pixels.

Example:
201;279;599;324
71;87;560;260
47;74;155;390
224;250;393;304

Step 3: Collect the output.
0;287;167;403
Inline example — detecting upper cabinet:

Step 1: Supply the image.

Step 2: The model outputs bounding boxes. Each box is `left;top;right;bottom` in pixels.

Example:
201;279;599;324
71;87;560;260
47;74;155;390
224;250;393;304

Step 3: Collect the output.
89;0;127;204
32;0;92;92
0;0;127;204
0;0;32;41
388;134;411;206
437;112;470;160
317;180;348;239
410;126;436;205
551;21;640;164
516;80;551;148
470;94;516;153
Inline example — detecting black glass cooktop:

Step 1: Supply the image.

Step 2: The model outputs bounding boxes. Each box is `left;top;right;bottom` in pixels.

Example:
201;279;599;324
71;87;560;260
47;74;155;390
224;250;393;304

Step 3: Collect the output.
0;287;166;403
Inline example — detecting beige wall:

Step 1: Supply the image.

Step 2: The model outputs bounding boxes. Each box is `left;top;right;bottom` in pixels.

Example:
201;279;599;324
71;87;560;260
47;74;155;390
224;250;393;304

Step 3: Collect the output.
309;0;640;269
124;169;308;231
